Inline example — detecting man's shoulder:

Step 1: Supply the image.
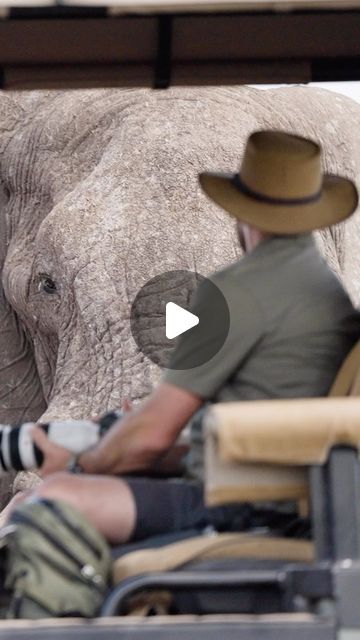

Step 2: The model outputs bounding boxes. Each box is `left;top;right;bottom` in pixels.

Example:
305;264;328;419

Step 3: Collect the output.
204;259;264;320
206;234;344;315
208;236;301;288
209;258;245;284
208;259;257;301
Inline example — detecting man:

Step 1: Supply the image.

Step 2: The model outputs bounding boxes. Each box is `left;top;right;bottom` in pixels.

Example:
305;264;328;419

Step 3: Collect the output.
12;130;360;545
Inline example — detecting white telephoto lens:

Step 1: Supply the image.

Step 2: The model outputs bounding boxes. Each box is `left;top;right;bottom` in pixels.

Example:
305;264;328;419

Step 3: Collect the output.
0;425;8;473
48;420;101;454
19;423;38;471
2;426;12;471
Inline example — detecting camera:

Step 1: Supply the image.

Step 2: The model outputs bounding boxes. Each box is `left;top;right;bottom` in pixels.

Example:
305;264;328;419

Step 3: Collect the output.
0;411;122;473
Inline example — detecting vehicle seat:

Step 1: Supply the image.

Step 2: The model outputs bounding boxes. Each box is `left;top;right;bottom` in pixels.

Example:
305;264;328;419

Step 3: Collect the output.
106;340;360;617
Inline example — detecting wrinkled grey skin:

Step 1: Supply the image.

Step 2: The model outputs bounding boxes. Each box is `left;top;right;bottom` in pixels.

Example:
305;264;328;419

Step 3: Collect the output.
0;86;360;503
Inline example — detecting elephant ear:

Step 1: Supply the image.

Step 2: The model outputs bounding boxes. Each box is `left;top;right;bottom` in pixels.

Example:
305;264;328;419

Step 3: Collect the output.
0;95;46;427
0;177;46;427
0;177;46;508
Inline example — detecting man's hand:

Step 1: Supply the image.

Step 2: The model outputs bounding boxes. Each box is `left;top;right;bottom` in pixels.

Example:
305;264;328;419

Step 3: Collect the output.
31;426;73;477
79;384;202;476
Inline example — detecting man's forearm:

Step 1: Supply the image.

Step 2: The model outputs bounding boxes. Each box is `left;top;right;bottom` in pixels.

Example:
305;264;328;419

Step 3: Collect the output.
78;411;176;475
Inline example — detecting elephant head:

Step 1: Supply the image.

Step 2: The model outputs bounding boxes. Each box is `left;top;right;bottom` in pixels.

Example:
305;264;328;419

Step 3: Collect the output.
0;86;359;431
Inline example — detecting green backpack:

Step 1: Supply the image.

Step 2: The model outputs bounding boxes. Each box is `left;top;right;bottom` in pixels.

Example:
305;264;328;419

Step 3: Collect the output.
1;498;112;619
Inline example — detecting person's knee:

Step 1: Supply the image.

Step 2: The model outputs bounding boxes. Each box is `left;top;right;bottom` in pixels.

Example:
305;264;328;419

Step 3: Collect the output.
1;474;79;524
34;472;77;503
0;490;29;526
31;474;137;544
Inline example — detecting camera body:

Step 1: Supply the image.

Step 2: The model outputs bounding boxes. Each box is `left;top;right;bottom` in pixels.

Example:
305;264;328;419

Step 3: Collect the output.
0;411;121;473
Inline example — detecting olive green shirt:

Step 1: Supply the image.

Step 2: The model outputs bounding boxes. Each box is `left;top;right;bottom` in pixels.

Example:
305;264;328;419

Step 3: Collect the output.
163;234;360;480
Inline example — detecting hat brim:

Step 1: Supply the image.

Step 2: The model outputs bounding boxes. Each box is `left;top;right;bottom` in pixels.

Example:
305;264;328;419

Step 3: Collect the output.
199;172;358;234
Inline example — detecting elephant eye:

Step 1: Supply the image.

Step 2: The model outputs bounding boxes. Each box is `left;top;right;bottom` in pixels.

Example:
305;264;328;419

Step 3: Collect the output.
38;274;57;295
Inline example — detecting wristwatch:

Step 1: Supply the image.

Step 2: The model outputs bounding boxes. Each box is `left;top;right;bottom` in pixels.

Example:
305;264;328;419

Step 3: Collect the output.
66;453;84;474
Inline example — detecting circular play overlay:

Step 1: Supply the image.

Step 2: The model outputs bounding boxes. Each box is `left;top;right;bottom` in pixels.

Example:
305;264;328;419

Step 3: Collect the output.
130;269;230;370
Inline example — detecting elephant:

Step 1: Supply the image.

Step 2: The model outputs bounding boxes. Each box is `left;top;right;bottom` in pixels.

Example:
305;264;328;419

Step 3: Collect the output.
0;85;360;503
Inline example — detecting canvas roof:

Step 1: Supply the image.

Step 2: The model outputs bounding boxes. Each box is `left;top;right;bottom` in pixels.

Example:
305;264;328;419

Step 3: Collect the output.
0;0;358;88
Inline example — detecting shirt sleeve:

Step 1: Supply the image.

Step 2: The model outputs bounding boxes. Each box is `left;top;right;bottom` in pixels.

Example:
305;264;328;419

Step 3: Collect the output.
162;274;265;399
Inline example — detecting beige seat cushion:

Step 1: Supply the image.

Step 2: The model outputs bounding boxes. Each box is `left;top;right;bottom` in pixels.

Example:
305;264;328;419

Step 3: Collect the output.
113;533;314;584
205;423;308;504
204;339;360;505
205;397;360;467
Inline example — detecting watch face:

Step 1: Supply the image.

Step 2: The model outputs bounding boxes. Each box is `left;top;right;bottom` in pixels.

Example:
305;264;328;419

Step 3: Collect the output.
67;456;83;474
73;465;84;474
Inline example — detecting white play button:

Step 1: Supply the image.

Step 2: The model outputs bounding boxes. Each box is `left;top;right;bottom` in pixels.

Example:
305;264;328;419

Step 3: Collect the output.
165;302;199;340
130;270;230;369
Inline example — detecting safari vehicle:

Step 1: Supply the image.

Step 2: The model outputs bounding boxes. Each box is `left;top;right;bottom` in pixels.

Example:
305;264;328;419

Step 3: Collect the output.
2;342;360;639
0;0;360;638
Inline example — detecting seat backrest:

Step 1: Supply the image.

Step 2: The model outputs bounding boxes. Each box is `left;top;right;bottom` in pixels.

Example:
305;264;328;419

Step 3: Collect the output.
205;427;308;506
205;339;360;508
329;340;360;397
205;397;360;506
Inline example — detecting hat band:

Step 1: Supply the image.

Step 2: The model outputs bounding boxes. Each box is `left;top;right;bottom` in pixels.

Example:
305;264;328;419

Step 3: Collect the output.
232;174;322;206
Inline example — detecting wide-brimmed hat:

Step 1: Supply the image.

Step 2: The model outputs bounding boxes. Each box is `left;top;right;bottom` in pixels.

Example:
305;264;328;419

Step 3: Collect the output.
199;130;358;234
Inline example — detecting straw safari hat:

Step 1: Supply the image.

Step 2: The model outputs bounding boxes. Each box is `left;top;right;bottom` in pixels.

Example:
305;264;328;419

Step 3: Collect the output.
199;130;358;234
